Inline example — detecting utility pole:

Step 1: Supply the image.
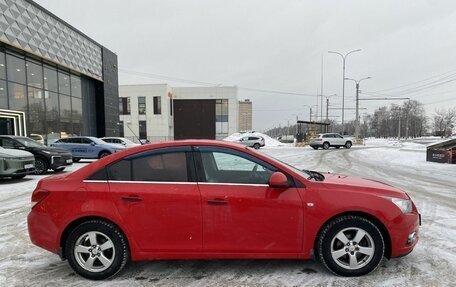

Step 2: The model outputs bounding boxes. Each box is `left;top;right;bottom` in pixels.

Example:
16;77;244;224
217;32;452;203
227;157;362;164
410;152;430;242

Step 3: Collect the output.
326;98;330;122
328;49;361;135
310;107;313;121
345;77;371;139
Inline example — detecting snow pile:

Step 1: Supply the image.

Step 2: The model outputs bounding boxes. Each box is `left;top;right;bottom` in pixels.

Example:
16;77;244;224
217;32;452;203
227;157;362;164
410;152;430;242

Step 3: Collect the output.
224;132;286;147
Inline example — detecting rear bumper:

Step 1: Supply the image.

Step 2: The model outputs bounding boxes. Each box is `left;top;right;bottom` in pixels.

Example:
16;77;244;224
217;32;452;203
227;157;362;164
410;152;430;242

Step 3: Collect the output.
389;212;420;257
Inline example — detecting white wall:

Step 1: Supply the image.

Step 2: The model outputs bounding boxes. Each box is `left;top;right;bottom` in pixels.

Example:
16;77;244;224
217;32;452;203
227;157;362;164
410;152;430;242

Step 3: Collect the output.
119;84;238;141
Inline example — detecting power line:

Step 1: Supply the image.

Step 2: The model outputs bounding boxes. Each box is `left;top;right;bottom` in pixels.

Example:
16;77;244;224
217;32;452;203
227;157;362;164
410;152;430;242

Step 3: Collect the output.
119;68;317;97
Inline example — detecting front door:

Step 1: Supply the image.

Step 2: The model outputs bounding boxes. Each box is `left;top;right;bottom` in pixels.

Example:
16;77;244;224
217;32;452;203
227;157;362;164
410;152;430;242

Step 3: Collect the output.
195;146;303;254
108;146;202;252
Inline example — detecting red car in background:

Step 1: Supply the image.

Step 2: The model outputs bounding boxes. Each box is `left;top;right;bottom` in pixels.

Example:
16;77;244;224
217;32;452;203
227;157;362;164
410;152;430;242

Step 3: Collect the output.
28;140;420;280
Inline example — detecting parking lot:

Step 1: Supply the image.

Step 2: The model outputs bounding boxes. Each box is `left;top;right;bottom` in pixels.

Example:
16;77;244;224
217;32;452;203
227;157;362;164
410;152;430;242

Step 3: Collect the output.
1;146;455;286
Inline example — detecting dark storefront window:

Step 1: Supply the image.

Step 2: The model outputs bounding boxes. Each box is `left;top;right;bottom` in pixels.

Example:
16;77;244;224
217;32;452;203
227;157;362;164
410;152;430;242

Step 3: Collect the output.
45;91;60;143
119;97;130;115
138;96;146;114
71;75;82;98
8;82;27;111
0;45;97;142
58;71;70;95
27;87;45;136
60;94;72;136
72;97;82;136
139;120;147;139
0;52;6;80
0;80;7;109
6;54;26;85
153;96;161;115
26;60;43;89
44;66;58;92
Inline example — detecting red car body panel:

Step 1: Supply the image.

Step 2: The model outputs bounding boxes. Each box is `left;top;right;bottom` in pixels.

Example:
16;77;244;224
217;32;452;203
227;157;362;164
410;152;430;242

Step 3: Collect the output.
28;140;420;262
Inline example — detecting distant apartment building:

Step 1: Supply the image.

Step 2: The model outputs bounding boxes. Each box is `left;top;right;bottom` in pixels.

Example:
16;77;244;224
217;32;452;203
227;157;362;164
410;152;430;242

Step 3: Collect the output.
119;84;239;141
238;99;253;131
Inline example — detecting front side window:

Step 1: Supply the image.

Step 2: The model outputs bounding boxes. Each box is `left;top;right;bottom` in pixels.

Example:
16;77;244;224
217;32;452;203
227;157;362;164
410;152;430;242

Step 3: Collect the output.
106;149;190;182
153;96;161;114
199;147;276;184
138;96;146;114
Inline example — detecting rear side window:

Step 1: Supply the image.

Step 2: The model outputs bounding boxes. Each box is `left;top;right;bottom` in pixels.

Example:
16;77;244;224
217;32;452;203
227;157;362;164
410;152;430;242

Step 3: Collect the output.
248;137;259;140
100;148;193;182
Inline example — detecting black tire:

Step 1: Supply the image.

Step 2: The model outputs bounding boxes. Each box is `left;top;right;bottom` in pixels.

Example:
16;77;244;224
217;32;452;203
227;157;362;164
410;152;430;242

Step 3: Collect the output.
73;158;81;163
99;151;111;159
53;167;66;172
312;146;319;150
11;174;26;179
253;143;260;149
323;142;330;150
65;219;129;280
345;141;352;149
317;215;384;277
34;158;48;175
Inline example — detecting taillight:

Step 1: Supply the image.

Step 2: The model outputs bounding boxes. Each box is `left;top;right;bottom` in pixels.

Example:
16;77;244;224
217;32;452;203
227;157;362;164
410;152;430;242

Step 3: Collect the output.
31;189;49;209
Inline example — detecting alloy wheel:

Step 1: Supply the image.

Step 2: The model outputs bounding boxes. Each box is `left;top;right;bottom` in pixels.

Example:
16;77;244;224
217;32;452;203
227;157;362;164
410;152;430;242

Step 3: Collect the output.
330;227;375;270
74;231;115;272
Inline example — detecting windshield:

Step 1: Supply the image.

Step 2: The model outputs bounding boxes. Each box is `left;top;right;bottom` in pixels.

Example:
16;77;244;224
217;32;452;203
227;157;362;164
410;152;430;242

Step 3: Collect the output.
16;137;45;148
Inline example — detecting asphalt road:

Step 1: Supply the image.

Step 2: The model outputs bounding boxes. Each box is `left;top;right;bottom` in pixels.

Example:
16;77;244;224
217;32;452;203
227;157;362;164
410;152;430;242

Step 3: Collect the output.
0;147;454;287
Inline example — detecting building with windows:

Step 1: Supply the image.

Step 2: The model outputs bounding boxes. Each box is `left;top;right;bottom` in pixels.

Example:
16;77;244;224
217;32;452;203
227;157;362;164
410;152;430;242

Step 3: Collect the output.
238;99;252;131
119;84;239;142
0;0;118;143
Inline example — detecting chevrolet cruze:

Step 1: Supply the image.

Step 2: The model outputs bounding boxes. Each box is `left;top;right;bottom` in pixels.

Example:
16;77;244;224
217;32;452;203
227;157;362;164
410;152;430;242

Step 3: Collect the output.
28;140;420;280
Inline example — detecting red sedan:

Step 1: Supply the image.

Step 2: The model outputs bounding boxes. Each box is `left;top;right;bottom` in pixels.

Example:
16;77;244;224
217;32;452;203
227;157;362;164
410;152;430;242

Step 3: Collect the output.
28;140;420;280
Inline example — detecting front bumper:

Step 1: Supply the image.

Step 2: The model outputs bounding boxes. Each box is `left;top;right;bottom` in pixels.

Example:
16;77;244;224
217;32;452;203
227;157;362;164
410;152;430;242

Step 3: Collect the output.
0;158;35;178
50;154;73;169
389;212;420;257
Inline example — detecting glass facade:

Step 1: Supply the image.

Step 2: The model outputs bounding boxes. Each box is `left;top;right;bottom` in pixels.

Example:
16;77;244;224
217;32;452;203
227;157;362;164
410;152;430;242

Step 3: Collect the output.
0;47;89;144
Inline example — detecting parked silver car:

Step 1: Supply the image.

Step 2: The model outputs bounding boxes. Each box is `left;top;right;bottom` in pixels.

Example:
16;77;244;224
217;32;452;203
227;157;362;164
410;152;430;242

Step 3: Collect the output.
0;147;35;179
309;133;352;150
237;136;266;149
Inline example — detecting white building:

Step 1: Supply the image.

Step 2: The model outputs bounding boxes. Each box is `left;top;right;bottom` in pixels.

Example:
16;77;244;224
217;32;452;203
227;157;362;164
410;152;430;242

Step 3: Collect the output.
119;84;238;142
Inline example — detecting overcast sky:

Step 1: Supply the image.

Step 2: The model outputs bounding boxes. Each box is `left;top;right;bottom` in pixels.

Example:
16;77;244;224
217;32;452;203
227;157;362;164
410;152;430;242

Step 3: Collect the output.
35;0;456;131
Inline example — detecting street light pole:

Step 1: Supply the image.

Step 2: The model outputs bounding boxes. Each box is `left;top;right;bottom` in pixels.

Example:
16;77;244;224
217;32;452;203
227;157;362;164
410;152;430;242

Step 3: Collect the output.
345;77;371;139
328;49;361;135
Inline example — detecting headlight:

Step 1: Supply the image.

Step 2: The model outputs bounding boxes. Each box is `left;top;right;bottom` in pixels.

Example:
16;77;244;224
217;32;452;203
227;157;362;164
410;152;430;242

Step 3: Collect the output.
382;196;412;213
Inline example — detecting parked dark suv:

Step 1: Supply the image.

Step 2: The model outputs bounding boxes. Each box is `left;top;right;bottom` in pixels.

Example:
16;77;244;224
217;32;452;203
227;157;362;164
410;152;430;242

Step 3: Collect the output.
0;136;73;175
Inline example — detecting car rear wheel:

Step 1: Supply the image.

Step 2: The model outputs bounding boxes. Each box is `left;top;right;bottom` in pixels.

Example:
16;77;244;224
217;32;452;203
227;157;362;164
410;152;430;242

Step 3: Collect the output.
65;220;129;280
99;151;111;159
73;158;81;163
34;158;48;175
317;215;384;276
323;142;330;150
253;143;260;149
345;141;352;149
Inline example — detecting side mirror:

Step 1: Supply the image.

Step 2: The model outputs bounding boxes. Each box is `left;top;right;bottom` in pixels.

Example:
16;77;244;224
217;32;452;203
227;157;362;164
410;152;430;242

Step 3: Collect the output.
268;172;289;188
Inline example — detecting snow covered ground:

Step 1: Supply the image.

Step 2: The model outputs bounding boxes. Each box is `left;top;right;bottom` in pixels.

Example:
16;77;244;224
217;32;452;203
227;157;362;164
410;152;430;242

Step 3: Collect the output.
0;143;455;286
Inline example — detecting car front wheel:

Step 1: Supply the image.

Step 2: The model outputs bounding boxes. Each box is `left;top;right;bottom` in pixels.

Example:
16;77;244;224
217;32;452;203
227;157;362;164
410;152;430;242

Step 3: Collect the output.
34;158;48;175
65;220;129;280
99;151;111;159
323;142;330;150
317;215;384;276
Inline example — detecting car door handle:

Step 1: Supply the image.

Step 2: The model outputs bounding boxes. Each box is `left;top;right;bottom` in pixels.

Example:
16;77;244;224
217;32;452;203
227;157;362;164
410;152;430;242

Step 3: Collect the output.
121;196;142;202
207;199;228;205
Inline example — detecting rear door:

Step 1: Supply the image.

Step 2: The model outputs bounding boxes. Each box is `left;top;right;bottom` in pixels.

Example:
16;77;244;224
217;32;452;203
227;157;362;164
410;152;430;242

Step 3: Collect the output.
195;146;303;254
108;146;202;252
